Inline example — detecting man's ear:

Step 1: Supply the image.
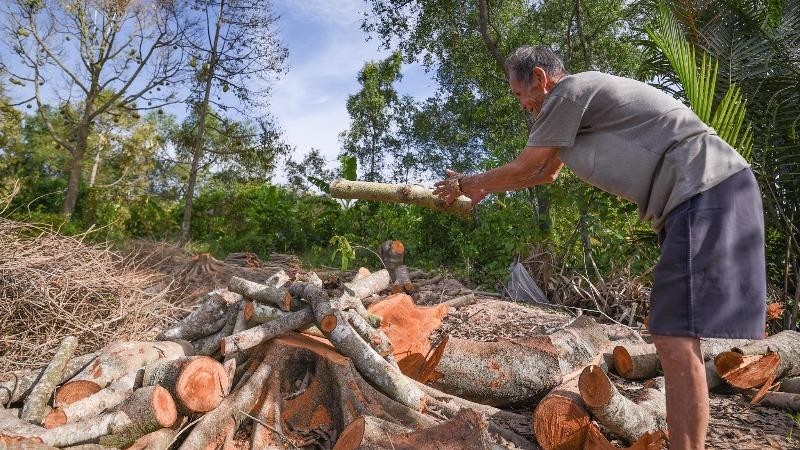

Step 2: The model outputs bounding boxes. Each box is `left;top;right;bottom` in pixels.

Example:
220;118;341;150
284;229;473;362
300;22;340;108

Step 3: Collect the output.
532;67;548;91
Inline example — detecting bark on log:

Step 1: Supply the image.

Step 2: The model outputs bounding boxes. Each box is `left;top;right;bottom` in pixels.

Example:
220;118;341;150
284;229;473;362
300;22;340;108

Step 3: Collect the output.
329;179;472;217
0;407;46;439
38;386;176;448
177;351;274;450
265;269;291;288
333;415;412;449
228;276;300;311
715;331;800;390
94;386;178;449
22;336;78;425
442;293;477;308
1;353;98;406
244;301;325;337
157;289;240;341
613;339;749;380
44;369;142;428
191;302;240;356
345;309;396;366
582;423;667;450
532;373;590;450
578;365;667;444
141;356;227;414
294;282;428;410
343;269;391;299
746;389;800;411
124;428;179;450
219;308;314;356
334;409;493;450
413;381;534;450
432;315;609;406
779;376;800;393
54;341;190;406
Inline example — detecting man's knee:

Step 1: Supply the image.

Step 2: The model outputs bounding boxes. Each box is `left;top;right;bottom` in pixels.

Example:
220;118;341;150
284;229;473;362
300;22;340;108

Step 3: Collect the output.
652;335;702;363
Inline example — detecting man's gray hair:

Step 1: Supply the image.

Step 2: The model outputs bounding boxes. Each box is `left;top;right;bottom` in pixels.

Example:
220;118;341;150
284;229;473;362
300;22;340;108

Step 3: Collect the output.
504;46;567;83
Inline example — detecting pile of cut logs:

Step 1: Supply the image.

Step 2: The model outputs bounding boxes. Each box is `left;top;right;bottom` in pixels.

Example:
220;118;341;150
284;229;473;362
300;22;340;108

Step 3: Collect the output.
2;258;800;449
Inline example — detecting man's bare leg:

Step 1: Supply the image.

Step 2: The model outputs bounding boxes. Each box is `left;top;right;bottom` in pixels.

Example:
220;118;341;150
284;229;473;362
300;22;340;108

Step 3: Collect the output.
651;335;708;450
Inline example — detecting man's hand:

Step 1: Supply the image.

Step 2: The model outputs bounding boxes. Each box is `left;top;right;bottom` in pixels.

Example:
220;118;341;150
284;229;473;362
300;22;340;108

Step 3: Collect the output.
433;169;487;207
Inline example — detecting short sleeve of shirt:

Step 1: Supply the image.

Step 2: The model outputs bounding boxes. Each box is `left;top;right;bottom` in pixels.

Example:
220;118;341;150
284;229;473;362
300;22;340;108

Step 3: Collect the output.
526;95;586;148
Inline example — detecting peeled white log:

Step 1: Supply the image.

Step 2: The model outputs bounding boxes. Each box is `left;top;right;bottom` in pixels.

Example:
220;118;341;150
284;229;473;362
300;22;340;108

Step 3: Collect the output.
329;179;472;217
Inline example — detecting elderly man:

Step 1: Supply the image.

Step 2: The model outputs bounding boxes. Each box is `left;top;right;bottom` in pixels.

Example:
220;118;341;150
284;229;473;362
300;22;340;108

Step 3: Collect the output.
433;46;766;450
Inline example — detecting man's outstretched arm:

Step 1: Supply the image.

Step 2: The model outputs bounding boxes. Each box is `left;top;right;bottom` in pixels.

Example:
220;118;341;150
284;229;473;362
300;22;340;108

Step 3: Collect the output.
434;146;563;205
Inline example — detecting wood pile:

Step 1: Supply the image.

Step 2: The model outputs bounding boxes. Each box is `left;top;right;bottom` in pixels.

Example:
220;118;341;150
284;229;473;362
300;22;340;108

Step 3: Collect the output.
3;259;799;449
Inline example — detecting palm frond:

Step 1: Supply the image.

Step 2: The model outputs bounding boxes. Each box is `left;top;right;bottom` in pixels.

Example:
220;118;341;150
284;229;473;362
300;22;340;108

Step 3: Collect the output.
646;1;753;158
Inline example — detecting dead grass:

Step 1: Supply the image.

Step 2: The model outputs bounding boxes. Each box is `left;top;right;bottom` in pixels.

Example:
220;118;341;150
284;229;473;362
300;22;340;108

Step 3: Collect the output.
0;219;181;372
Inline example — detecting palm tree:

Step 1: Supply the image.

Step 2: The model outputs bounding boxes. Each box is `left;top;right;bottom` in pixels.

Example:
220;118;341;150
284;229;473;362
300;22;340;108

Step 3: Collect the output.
639;0;800;328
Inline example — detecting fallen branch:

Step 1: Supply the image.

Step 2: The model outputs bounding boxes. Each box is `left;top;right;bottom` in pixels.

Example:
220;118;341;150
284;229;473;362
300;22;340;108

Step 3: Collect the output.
157;290;240;342
1;353;98;406
54;341;191;406
21;336;78;425
578;365;667;444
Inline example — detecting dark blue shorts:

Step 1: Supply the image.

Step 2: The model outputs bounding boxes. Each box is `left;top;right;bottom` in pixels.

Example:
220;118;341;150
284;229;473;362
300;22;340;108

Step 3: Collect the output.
649;168;767;339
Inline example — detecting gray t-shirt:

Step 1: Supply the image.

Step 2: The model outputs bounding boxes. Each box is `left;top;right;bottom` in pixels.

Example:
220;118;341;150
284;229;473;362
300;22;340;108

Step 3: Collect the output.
526;71;749;231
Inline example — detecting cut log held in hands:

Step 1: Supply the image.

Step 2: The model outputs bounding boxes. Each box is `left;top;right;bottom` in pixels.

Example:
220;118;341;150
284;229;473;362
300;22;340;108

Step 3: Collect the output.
613;338;749;380
432;315;610;406
578;365;667;444
141;356;227;414
715;330;800;390
21;335;78;425
1;352;98;406
54;341;191;406
228;276;300;311
157;289;241;341
330;179;472;217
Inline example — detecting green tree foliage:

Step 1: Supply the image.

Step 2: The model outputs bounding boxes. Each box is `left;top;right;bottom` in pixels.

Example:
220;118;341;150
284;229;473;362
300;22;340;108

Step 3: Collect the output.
176;0;288;244
0;83;22;153
639;0;800;326
340;52;414;182
0;0;185;217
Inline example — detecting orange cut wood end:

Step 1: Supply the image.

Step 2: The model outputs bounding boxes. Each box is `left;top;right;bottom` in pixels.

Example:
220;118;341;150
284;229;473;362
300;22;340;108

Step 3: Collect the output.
390;240;405;255
43;408;66;429
152;385;178;427
333;416;366;450
612;346;633;378
54;380;101;406
578;365;613;408
532;395;590;450
320;315;338;333
243;301;254;322
176;357;227;413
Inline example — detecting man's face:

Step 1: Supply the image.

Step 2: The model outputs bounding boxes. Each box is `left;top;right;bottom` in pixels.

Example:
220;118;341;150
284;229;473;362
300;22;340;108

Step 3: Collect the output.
509;69;547;115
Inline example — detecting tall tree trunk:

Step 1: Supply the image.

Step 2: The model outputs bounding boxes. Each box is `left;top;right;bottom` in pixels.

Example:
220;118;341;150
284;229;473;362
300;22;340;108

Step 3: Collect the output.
60;124;90;218
177;0;225;245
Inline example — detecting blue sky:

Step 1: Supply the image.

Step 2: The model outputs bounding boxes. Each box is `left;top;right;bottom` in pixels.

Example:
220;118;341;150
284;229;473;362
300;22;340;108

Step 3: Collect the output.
270;0;436;172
